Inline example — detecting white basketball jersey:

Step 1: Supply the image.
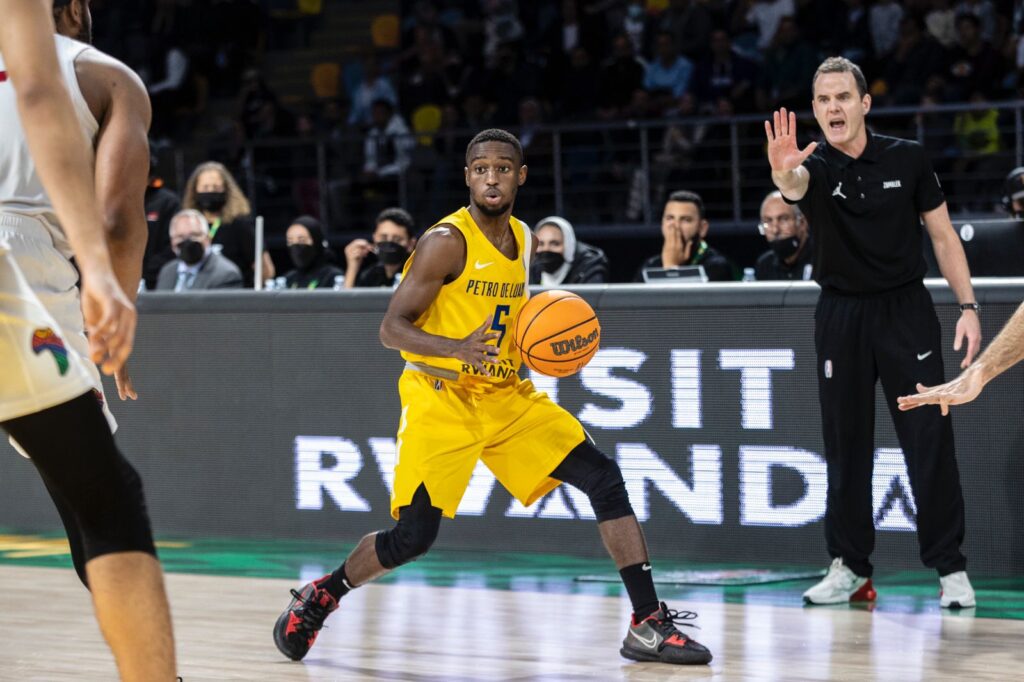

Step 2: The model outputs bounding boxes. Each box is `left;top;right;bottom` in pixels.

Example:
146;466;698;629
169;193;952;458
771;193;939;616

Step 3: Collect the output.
0;35;99;259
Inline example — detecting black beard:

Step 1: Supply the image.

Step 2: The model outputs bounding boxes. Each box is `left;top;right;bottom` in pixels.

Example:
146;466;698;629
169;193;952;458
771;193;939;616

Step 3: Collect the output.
476;200;512;217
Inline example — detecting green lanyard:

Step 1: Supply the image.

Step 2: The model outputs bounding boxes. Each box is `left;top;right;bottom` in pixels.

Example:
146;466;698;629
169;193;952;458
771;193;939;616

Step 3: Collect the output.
689;240;708;265
209;218;222;240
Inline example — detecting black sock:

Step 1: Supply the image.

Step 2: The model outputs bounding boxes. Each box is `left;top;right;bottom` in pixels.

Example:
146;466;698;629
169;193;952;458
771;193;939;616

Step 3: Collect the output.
620;562;659;621
317;562;354;601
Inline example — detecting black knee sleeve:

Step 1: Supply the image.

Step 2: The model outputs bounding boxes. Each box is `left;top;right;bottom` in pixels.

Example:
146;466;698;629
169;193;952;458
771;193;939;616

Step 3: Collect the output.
375;484;442;569
551;440;634;522
3;393;157;581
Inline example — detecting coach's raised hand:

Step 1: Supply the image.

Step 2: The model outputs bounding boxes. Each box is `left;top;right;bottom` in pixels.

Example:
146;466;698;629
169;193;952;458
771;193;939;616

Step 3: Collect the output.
81;265;137;376
766;108;816;200
449;316;500;375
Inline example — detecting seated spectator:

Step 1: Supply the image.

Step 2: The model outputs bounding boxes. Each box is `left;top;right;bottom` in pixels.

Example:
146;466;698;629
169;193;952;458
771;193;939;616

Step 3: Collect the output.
283;216;344;290
946;12;1004;100
658;0;713;61
529;216;610;286
344;207;417;288
754;191;813;281
738;0;795;51
635;190;737;282
869;0;904;60
644;31;694;100
361;98;415;184
349;55;398;127
1002;166;1024;218
183;161;274;287
599;33;646;116
142;142;180;290
693;30;759;113
759;17;818;111
156;210;243;291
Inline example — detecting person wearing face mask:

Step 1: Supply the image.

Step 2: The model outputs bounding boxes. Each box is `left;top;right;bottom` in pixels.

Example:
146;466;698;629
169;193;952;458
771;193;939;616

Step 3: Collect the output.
283;216;343;290
634;190;738;282
529;216;610;286
155;210;243;291
753;190;813;281
182;161;275;288
343;207;417;289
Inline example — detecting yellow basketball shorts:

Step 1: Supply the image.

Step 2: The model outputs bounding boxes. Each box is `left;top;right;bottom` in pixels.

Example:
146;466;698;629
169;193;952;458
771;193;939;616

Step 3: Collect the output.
390;369;586;519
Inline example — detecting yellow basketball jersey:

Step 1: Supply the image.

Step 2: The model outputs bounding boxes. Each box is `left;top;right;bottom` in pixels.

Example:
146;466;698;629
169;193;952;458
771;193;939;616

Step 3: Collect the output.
401;206;531;383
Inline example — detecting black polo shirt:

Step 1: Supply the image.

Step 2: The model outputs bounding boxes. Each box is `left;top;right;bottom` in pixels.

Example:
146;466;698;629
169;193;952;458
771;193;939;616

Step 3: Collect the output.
787;132;945;294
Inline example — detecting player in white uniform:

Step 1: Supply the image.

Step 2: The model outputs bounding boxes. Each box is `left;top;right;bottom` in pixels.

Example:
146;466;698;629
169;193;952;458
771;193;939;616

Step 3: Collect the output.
0;2;176;680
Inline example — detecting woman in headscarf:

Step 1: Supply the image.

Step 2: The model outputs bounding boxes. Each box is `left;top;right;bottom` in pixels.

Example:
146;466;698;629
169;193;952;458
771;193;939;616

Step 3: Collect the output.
530;216;610;286
283;216;343;289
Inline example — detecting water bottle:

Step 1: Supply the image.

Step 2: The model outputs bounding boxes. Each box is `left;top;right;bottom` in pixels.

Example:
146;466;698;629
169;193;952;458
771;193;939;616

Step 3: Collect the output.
264;279;276;290
275;276;287;291
333;275;345;291
742;267;756;282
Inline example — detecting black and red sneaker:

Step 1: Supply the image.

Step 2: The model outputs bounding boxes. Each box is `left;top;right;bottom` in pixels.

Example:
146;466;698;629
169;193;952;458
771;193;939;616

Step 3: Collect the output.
620;602;712;665
273;577;338;661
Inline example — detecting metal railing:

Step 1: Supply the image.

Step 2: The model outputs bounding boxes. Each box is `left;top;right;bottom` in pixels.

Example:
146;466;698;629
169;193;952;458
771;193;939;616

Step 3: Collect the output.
168;100;1024;239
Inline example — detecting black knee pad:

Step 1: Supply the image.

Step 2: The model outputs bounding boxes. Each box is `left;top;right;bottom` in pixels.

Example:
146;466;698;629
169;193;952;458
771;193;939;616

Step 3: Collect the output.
3;393;157;580
375;484;442;569
551;440;634;522
77;456;157;564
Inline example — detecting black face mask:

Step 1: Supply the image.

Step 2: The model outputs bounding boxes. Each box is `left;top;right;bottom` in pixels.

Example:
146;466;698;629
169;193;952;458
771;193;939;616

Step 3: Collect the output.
377;240;409;266
770;236;801;261
289;244;318;270
178;239;205;266
535;250;565;274
195;191;227;212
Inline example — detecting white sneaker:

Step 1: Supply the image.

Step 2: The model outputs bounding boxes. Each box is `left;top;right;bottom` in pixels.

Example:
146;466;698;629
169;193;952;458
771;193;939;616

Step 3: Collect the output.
939;571;976;609
803;558;877;605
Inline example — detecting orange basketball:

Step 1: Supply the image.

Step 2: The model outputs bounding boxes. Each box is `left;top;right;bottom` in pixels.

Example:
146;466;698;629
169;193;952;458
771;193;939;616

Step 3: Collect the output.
514;290;601;377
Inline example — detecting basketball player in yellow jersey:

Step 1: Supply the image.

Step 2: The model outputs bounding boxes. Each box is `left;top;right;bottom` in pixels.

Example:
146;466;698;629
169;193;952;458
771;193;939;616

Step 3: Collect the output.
274;129;713;666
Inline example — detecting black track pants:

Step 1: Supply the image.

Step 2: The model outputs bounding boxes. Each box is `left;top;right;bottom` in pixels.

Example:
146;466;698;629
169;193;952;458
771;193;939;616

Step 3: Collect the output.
815;282;966;578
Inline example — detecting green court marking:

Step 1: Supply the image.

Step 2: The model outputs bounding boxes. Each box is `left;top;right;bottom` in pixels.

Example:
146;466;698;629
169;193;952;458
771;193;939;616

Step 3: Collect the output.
2;531;1022;620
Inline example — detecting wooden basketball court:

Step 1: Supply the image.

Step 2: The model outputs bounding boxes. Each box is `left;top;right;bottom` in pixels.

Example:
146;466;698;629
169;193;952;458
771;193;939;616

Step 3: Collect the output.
1;564;1020;680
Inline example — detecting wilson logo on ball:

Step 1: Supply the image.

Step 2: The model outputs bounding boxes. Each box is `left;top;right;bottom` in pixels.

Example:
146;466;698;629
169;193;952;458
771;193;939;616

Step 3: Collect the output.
550;329;600;357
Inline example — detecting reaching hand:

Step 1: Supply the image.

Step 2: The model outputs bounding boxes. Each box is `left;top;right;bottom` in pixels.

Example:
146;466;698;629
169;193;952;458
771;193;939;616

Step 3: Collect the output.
896;367;986;415
449;316;500;375
765;108;817;173
80;268;136;375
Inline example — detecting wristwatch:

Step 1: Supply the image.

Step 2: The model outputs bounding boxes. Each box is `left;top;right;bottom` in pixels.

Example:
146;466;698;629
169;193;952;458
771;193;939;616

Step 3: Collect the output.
959;302;980;313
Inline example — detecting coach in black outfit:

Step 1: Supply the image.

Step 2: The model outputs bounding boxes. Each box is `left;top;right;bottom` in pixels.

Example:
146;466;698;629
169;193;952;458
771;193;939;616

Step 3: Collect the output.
766;57;982;608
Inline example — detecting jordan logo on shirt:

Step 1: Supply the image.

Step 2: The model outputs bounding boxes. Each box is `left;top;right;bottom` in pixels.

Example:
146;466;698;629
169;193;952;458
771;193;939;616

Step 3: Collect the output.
832;182;847;199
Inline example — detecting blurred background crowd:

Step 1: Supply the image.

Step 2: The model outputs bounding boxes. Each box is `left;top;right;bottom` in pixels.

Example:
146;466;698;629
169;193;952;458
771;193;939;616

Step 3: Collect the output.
96;0;1024;287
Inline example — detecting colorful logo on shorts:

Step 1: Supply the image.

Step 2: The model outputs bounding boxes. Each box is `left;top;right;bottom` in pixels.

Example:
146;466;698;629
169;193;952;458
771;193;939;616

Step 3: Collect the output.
31;328;69;376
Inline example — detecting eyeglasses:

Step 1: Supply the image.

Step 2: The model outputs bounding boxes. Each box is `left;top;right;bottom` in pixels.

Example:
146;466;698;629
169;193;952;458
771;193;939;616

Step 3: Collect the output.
757;215;796;235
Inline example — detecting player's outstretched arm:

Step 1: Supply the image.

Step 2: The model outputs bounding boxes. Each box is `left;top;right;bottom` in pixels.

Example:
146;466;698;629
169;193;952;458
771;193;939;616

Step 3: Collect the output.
0;0;135;374
379;227;498;374
898;299;1024;414
765;107;814;201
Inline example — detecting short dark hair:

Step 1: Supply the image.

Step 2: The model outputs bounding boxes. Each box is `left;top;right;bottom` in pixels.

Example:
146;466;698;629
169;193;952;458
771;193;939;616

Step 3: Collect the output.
465;128;525;167
376;207;415;238
666;190;705;219
955;12;981;29
813;56;868;98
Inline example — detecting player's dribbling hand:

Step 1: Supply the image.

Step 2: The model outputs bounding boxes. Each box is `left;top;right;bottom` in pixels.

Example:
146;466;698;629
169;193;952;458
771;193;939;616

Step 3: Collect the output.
765;108;817;173
450;316;500;375
80;268;136;375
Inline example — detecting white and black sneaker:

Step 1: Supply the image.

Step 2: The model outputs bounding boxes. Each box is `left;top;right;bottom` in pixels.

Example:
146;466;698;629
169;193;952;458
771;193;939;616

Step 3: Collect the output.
939;571;976;609
803;558;877;605
620;602;712;665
